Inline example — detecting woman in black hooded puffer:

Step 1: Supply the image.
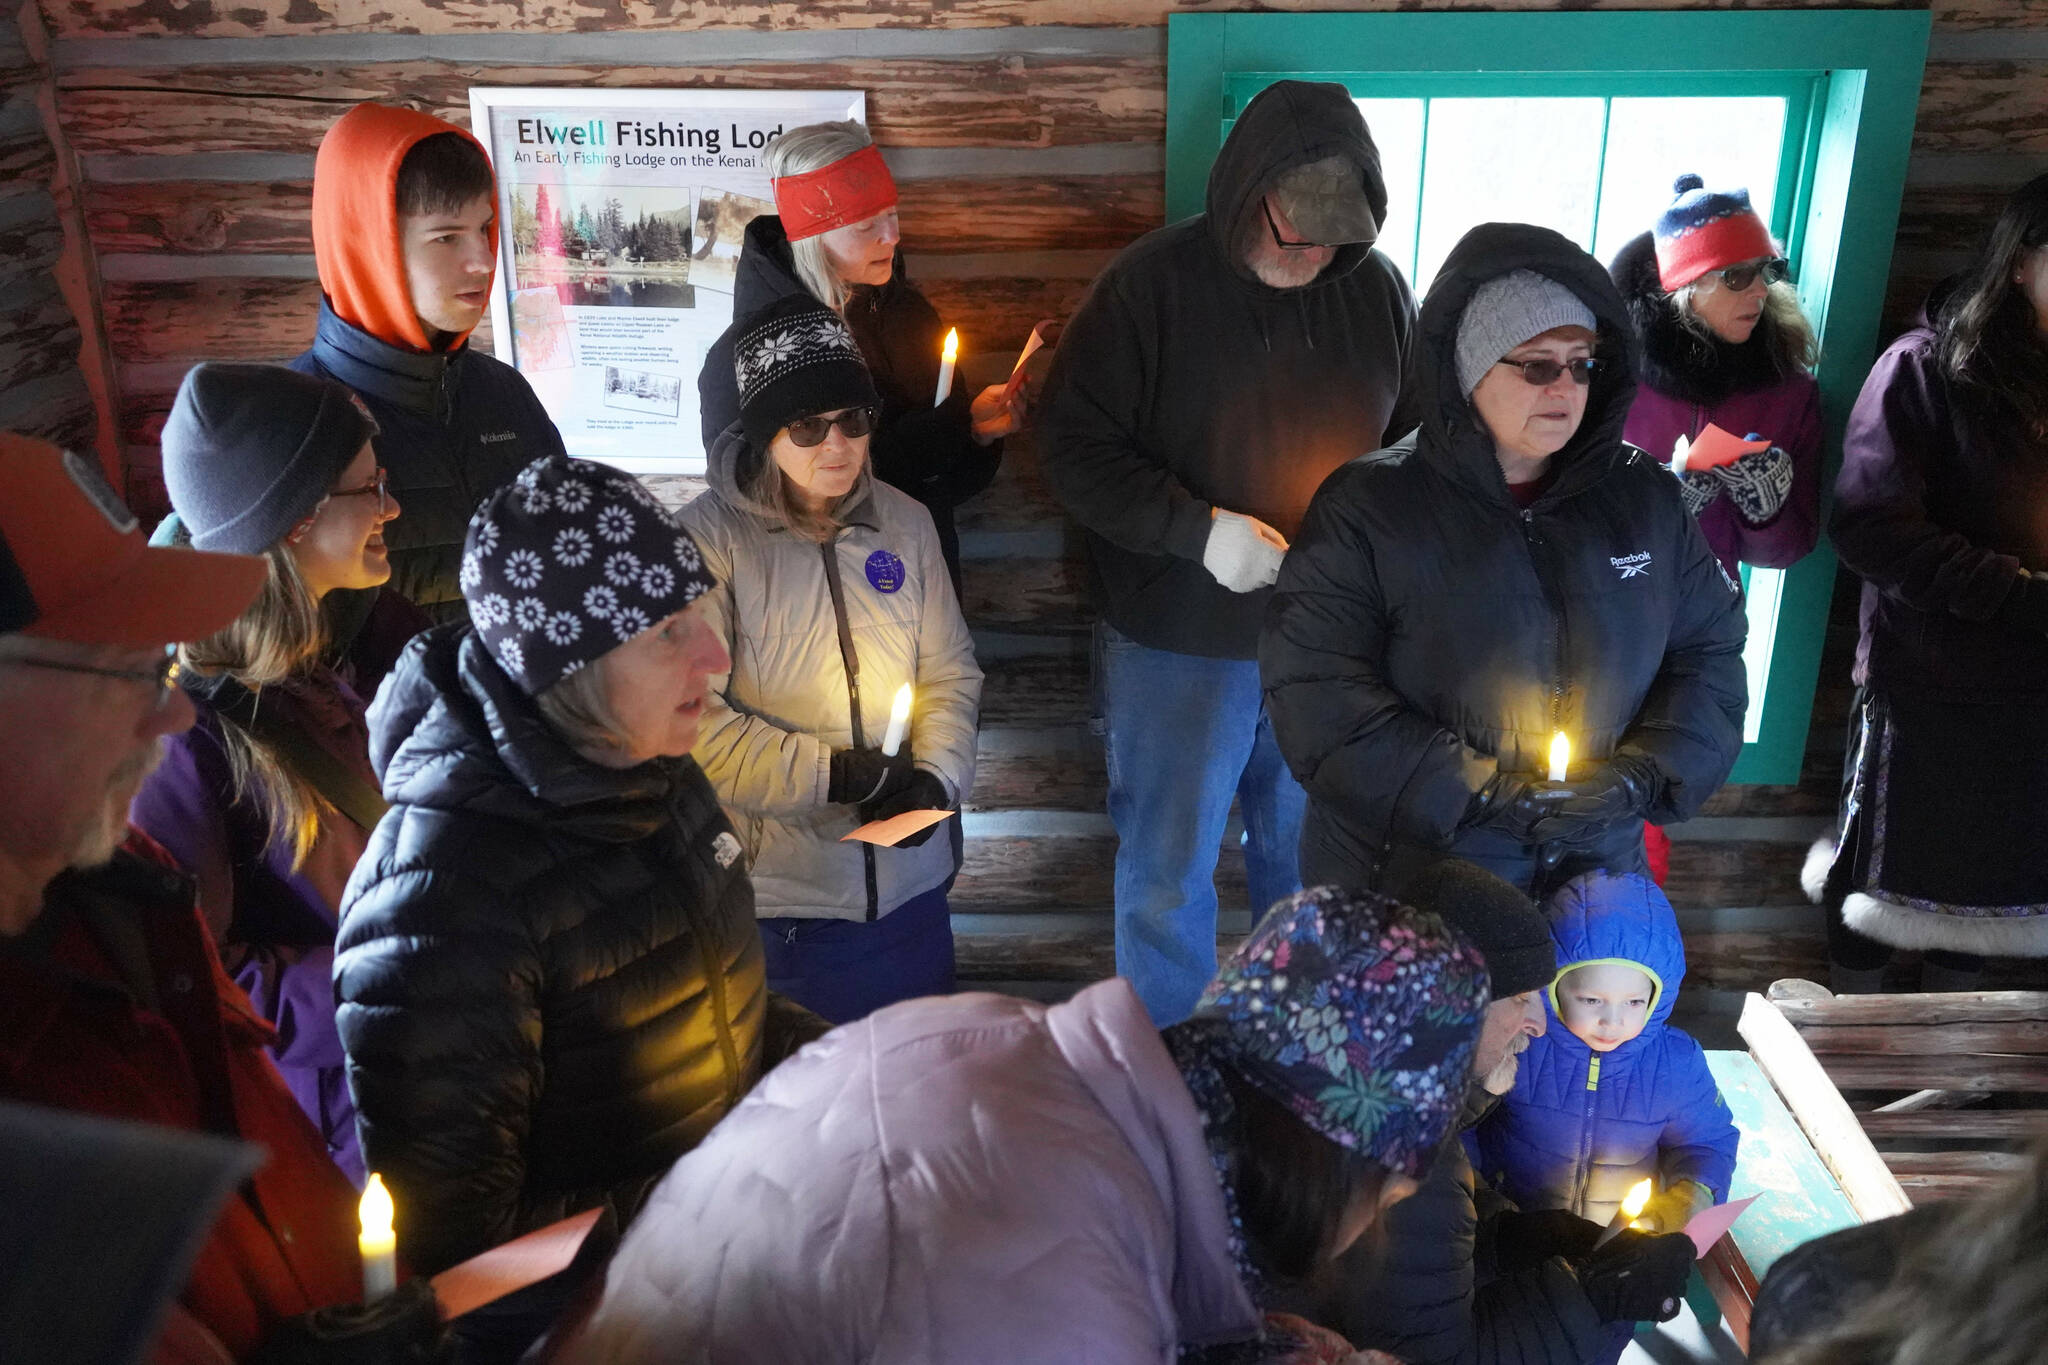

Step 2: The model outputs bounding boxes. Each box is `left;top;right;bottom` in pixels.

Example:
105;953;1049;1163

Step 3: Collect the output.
1261;223;1749;899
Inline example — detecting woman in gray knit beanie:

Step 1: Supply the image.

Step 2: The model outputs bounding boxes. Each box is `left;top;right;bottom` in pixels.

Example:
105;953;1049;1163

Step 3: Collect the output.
1263;223;1748;902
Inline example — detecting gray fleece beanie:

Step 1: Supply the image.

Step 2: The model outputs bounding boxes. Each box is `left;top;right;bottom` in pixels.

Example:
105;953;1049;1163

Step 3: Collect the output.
1454;270;1597;396
161;363;377;554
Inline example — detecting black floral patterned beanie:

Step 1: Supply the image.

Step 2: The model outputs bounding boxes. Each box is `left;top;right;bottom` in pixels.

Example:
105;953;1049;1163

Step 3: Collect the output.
460;454;716;696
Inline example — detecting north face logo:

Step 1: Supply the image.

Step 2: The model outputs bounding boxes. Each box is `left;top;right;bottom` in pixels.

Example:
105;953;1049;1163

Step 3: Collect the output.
711;832;743;869
1611;552;1652;580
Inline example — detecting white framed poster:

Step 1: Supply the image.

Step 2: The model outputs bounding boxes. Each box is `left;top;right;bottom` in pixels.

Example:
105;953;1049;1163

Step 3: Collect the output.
470;86;866;474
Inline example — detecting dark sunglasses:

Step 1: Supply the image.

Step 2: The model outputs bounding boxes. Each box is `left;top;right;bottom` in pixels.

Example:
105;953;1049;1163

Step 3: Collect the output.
1707;258;1789;293
785;407;877;448
1494;356;1602;387
1261;197;1320;252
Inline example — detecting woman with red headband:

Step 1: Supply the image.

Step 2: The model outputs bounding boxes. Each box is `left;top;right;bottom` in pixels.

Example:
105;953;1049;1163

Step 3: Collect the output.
697;121;1024;589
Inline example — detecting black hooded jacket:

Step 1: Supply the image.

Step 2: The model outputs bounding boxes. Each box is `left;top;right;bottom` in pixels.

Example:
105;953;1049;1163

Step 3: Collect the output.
1036;80;1422;659
334;625;807;1275
293;300;563;623
697;215;999;581
1261;223;1748;894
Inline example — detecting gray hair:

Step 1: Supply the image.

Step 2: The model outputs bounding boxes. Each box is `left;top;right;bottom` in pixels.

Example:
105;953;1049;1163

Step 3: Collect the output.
535;650;632;761
765;120;875;314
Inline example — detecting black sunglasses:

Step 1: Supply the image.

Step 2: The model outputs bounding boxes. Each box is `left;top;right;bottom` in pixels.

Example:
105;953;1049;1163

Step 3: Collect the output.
1261;197;1320;252
1494;356;1602;387
1706;258;1790;293
784;407;877;448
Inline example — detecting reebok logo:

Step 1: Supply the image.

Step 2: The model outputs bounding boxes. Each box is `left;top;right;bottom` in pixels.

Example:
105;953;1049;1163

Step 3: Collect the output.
478;431;519;444
1611;551;1652;580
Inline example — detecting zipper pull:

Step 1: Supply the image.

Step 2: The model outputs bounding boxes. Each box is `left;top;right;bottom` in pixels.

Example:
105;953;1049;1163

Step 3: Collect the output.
1586;1054;1602;1092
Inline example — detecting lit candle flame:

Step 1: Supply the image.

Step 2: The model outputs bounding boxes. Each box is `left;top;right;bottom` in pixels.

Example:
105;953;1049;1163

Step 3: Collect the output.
1548;732;1570;783
941;328;958;362
1621;1178;1653;1221
360;1172;395;1244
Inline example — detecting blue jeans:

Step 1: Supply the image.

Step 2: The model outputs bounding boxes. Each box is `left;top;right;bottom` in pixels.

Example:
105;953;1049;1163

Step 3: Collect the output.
758;883;956;1025
1096;622;1307;1025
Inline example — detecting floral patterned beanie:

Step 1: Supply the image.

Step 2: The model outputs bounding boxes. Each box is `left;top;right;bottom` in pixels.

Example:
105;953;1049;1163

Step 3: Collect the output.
1172;885;1490;1181
460;454;715;696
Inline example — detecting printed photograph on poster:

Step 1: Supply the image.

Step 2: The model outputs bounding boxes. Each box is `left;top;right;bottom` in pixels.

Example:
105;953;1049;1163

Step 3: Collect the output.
471;87;867;475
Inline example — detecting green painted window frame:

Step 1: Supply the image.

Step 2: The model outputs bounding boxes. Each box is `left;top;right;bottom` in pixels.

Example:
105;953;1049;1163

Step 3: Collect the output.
1168;11;1931;786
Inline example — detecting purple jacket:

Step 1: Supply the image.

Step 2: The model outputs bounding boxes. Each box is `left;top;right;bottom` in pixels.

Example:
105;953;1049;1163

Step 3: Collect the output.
1622;376;1822;582
129;669;378;1185
1834;314;2048;700
1610;229;1823;584
562;979;1262;1364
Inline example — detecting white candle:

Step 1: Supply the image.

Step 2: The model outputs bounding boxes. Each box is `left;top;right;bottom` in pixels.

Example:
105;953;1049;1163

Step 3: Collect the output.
933;328;958;408
881;683;913;757
1593;1177;1655;1250
359;1172;398;1303
1548;732;1571;783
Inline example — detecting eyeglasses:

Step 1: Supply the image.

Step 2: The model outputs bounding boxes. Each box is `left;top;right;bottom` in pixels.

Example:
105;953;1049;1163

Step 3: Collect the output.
1706;258;1789;293
1261;197;1320;252
289;467;390;544
784;408;877;448
5;647;183;709
329;466;392;517
1495;356;1602;386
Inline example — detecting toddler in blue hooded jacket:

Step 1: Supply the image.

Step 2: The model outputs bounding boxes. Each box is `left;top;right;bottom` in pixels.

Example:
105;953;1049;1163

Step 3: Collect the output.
1471;870;1738;1233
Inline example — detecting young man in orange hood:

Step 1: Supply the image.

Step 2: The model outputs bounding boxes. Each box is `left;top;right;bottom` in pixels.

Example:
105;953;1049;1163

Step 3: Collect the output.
292;102;564;635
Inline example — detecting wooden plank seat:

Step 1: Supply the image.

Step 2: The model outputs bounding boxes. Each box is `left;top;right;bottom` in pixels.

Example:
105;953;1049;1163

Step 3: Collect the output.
1762;979;2048;1203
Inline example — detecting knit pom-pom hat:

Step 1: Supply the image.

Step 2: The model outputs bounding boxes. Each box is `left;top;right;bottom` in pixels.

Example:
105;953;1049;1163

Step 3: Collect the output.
1653;173;1777;292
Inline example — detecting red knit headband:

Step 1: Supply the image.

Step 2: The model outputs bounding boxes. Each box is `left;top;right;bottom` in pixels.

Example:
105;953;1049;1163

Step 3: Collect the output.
772;144;899;242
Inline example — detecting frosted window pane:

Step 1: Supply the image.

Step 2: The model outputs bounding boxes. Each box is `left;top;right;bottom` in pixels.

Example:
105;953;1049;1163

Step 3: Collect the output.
1354;98;1427;283
1592;97;1788;265
1415;98;1607;289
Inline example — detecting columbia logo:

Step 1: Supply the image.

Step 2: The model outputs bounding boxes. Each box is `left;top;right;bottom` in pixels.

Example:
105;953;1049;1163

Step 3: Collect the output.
1611;551;1652;580
478;431;519;444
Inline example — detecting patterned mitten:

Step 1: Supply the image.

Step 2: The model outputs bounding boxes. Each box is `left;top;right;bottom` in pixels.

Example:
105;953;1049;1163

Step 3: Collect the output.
1675;465;1720;517
1716;444;1794;526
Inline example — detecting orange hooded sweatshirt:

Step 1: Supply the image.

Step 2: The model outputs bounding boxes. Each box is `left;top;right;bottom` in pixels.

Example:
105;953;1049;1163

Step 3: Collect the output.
312;103;497;354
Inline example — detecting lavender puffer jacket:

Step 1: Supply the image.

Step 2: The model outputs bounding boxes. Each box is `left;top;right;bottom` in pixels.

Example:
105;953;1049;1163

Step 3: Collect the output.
561;979;1262;1364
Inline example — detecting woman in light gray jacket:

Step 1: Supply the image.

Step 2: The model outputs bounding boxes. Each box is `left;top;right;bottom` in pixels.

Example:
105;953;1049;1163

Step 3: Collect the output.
684;294;982;1022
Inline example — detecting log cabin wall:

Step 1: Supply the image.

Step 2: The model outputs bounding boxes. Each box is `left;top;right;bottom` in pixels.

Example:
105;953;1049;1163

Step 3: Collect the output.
39;0;2048;1015
3;0;110;464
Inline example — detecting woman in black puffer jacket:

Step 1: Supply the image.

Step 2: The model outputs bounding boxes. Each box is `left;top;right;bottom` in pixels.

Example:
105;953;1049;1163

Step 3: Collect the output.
335;453;825;1281
1261;223;1749;899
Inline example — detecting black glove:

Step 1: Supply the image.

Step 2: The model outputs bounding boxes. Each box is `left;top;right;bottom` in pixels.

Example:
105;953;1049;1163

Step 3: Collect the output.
1463;772;1561;844
1580;1229;1695;1324
1489;1207;1604;1274
1524;754;1663;848
861;770;953;847
248;1279;450;1364
1995;569;2048;635
828;747;917;806
1715;443;1794;526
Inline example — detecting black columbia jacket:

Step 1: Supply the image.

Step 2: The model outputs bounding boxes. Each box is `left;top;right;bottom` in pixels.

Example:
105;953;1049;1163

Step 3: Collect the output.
294;301;563;622
335;626;819;1274
1037;79;1422;659
1261;223;1748;894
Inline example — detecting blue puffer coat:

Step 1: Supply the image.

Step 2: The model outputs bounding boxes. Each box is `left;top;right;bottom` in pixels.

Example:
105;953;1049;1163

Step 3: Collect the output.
1470;872;1738;1224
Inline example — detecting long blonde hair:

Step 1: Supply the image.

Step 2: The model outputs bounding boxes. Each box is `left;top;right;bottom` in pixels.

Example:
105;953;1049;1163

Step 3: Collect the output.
176;546;331;869
1677;277;1819;373
765;120;877;315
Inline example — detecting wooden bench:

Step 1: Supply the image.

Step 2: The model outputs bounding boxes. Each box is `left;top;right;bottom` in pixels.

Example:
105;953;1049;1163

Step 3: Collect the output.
1757;980;2048;1204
